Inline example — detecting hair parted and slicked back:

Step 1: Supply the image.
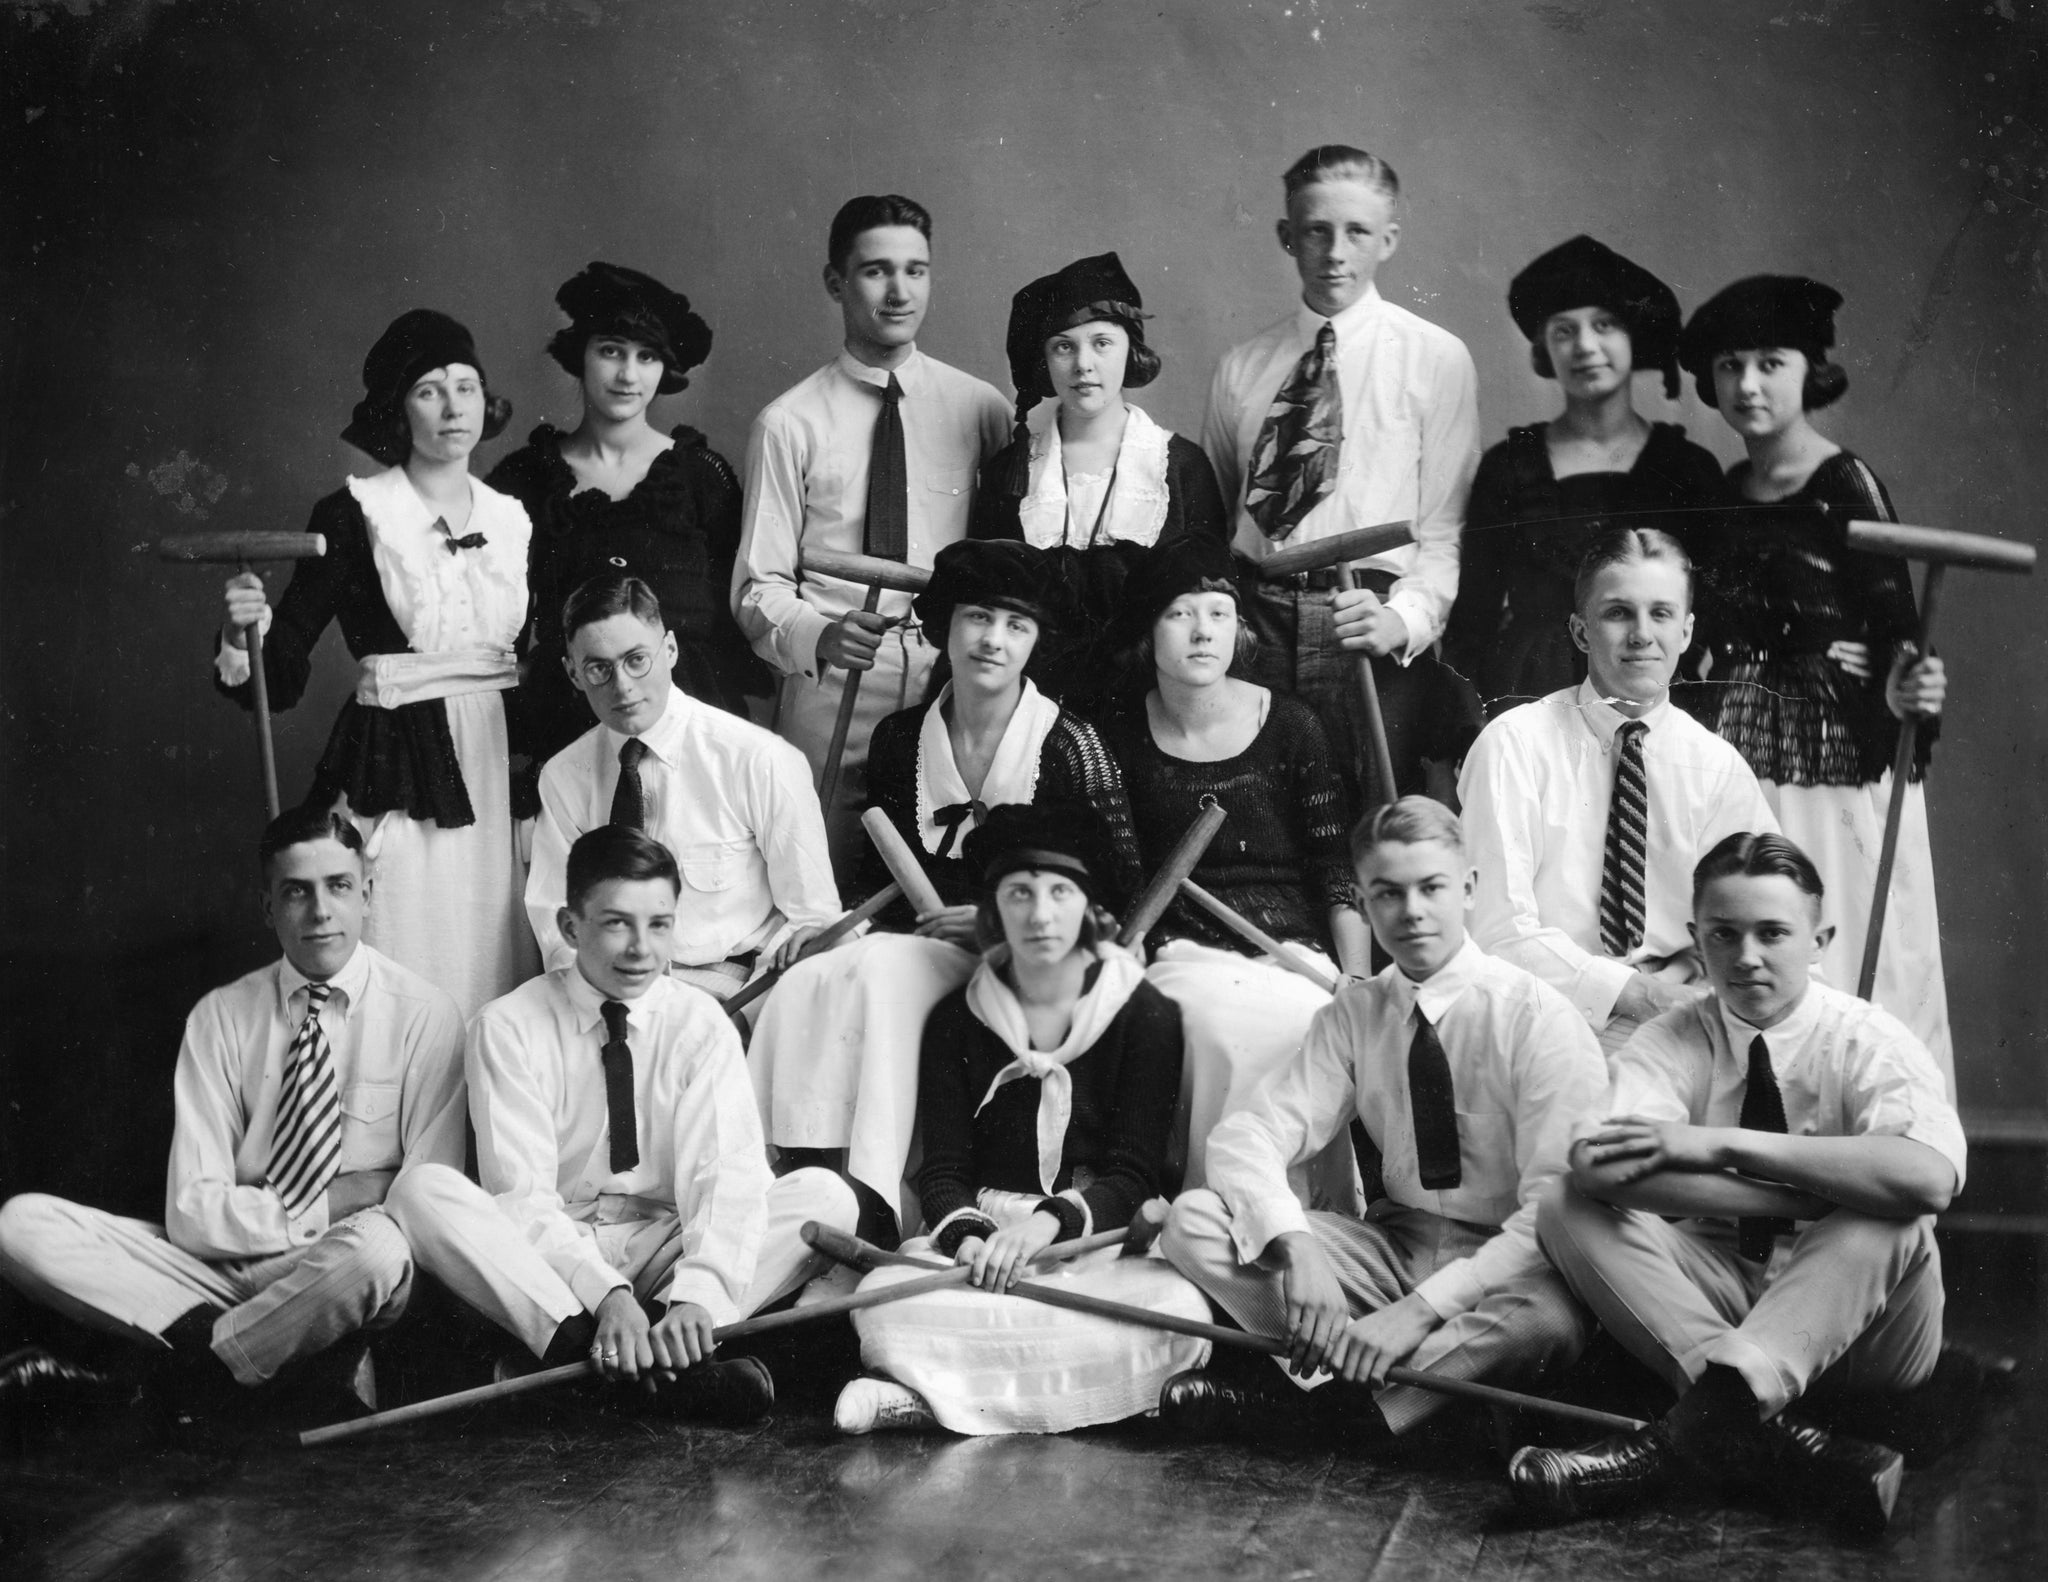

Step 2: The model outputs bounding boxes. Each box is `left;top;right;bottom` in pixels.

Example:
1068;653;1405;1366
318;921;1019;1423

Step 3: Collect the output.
1573;527;1693;616
1349;794;1464;870
1282;145;1400;202
561;572;665;647
827;194;933;276
565;824;680;913
258;805;365;879
1691;831;1826;909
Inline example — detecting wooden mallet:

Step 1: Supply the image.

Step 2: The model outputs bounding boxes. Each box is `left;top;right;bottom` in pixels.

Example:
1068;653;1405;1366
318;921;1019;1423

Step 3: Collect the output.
160;530;328;818
803;546;931;817
860;805;950;920
722;881;907;1020
1843;520;2035;998
298;1223;1132;1448
803;1223;1646;1436
1258;519;1414;808
1116;795;1229;952
1177;878;1341;994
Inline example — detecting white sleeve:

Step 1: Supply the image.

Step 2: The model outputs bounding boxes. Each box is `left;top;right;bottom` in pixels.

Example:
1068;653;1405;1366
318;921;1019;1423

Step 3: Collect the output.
524;765;580;974
1384;336;1480;659
734;406;832;680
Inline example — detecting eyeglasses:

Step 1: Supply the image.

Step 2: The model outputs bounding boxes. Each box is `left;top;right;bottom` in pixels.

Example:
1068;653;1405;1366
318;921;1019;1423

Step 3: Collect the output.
575;649;659;688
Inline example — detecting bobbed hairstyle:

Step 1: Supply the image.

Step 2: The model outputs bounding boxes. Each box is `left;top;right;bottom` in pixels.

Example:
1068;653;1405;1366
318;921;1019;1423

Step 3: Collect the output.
1281;144;1400;203
826;194;933;276
1693;350;1849;413
1690;831;1825;911
1348;795;1465;872
1572;527;1694;617
258;804;365;880
561;572;665;648
565;824;680;914
340;308;512;468
1679;274;1849;412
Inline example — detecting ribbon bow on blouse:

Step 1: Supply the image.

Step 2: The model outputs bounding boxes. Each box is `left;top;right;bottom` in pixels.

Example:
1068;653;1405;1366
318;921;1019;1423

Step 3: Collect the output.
931;799;988;859
966;947;1147;1192
445;532;489;553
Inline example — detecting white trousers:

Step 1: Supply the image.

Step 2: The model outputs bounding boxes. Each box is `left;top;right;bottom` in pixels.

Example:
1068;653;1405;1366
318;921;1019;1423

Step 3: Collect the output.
0;1192;413;1386
775;627;935;882
386;1163;860;1358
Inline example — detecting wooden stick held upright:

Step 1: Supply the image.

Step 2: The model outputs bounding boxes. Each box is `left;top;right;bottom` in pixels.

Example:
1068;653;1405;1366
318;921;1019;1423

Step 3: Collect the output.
802;547;932;817
1117;795;1228;951
861;806;948;917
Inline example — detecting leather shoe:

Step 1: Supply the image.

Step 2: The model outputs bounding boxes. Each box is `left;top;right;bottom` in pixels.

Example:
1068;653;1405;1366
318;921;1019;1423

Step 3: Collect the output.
1759;1414;1905;1539
0;1346;123;1448
1156;1367;1303;1443
645;1356;775;1428
1507;1427;1674;1522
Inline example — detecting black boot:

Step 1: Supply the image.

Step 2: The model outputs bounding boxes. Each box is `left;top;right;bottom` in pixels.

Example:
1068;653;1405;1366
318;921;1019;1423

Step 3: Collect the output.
1156;1366;1307;1444
642;1356;775;1428
1758;1414;1906;1539
1507;1426;1675;1522
0;1346;124;1451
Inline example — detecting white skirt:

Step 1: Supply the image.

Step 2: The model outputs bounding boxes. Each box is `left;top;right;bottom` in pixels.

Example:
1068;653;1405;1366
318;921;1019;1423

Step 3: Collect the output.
852;1240;1213;1435
748;932;976;1232
1764;777;1953;1097
353;689;537;1020
1146;941;1365;1217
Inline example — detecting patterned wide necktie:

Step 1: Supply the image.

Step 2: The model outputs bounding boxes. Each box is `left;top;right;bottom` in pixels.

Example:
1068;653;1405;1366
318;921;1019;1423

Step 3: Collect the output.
599;999;641;1174
609;737;650;830
1737;1034;1793;1260
269;982;342;1218
1599;720;1649;958
1244;321;1343;542
865;375;909;561
1409;1007;1462;1191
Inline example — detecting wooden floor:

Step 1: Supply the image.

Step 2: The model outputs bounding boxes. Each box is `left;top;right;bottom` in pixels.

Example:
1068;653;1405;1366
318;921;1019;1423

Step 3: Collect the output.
3;1237;2042;1582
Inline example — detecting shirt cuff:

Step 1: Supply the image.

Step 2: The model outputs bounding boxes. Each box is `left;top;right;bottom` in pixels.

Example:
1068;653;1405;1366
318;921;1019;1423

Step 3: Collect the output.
656;1269;742;1331
285;1192;330;1245
1226;1186;1313;1267
789;606;831;680
930;1207;999;1258
1577;955;1637;1029
1383;590;1435;666
569;1259;633;1316
1038;1193;1091;1243
1412;1257;1484;1322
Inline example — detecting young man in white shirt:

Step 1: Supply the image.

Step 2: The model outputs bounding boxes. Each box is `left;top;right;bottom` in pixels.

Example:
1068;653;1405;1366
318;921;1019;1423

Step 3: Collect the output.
1459;529;1777;1052
1204;145;1481;806
733;193;1012;875
1509;832;1964;1535
0;809;465;1424
392;825;859;1423
1157;797;1606;1450
527;573;841;1003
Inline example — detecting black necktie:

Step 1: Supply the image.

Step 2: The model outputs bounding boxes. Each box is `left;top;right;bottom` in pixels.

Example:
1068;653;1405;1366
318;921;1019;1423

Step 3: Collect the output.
1599;720;1649;958
865;375;908;561
598;999;641;1174
610;737;649;830
1244;322;1343;542
1737;1034;1791;1260
1409;1007;1461;1191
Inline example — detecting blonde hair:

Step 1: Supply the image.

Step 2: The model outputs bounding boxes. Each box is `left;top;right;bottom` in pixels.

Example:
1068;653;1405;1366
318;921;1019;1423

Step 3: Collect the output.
1282;145;1400;202
1349;795;1464;869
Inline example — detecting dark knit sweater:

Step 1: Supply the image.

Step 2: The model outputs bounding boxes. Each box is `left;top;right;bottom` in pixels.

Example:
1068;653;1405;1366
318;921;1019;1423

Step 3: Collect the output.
917;974;1183;1249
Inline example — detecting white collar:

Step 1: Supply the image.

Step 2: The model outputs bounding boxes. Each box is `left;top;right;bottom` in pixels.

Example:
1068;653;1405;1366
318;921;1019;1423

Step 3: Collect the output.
602;685;694;770
561;962;675;1037
1293;283;1383;348
1015;402;1173;549
1377;935;1486;1025
1718;984;1823;1060
835;346;927;394
1574;678;1672;747
279;942;371;1019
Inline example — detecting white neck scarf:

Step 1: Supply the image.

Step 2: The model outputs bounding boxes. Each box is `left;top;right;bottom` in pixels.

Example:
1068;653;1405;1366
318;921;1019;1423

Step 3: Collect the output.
966;944;1148;1193
915;680;1061;856
1015;402;1173;550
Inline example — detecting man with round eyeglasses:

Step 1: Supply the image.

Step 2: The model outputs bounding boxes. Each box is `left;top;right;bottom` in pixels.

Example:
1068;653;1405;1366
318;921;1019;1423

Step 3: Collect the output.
524;573;840;1002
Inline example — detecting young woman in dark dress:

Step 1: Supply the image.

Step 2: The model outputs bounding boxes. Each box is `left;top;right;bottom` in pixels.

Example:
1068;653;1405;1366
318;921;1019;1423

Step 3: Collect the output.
488;262;762;766
833;802;1211;1437
1098;536;1367;1207
969;252;1227;716
1680;275;1952;1087
1446;235;1723;717
749;541;1144;1237
216;310;536;1016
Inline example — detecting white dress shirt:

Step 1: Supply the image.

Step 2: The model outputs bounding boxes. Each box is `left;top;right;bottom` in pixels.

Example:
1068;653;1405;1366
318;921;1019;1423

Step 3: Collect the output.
1460;683;1779;1030
167;943;467;1259
1204;939;1606;1322
466;968;776;1323
1202;285;1480;658
1595;981;1966;1194
733;347;1012;680
526;687;840;972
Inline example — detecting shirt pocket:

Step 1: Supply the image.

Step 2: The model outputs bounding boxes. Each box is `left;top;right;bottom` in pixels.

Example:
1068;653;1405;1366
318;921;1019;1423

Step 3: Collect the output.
676;839;756;896
338;1081;403;1172
923;464;974;502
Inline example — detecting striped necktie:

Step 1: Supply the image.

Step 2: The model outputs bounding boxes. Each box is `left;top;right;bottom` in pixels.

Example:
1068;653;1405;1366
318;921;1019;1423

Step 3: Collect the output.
1244;321;1343;542
1599;720;1649;958
1737;1034;1794;1260
269;981;342;1219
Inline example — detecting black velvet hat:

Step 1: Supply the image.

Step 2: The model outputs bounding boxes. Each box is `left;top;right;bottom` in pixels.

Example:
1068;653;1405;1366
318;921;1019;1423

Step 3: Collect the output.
961;798;1121;910
1005;252;1156;405
1508;235;1684;400
340;309;496;465
913;540;1058;640
547;261;713;394
1105;534;1241;655
1678;274;1843;378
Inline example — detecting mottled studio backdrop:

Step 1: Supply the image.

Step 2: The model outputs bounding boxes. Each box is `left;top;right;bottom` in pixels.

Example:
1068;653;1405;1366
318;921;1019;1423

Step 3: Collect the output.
3;0;2044;1208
